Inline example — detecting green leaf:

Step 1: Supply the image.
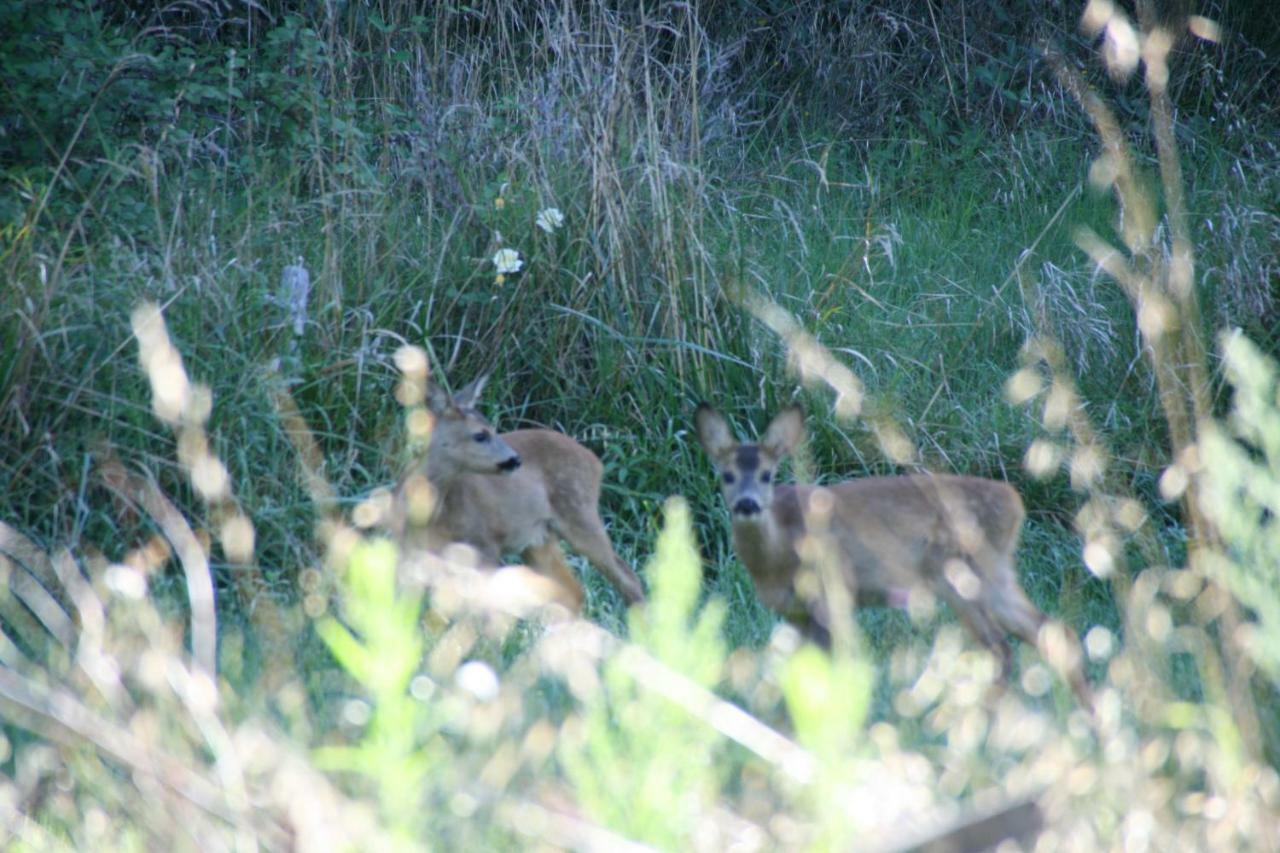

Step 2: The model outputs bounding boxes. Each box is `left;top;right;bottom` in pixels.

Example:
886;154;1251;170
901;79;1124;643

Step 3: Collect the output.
316;617;371;684
781;644;871;754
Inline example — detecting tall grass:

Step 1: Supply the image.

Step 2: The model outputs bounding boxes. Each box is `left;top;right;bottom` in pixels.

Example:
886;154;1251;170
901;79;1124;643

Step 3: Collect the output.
1;0;1279;848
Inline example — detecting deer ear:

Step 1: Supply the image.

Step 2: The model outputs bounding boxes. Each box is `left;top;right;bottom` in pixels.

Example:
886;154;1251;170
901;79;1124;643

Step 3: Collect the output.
761;406;805;458
425;382;454;414
452;374;489;409
695;404;735;457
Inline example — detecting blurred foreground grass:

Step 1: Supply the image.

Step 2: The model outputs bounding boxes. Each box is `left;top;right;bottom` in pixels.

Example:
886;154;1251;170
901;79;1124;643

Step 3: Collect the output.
2;0;1279;848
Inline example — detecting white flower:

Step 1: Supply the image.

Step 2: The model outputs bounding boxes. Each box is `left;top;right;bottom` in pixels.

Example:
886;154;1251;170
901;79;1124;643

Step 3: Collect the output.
492;248;523;274
535;207;565;233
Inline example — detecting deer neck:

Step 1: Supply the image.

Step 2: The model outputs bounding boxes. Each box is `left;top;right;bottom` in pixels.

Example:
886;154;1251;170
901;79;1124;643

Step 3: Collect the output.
422;442;478;495
731;507;800;577
403;452;468;534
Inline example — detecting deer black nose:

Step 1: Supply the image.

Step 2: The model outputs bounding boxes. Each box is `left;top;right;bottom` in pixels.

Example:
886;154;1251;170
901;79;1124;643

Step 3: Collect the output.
732;497;761;516
498;455;522;473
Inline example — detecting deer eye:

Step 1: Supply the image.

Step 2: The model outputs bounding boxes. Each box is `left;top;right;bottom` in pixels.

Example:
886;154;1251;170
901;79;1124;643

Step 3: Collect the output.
472;431;491;443
722;472;736;485
760;471;772;484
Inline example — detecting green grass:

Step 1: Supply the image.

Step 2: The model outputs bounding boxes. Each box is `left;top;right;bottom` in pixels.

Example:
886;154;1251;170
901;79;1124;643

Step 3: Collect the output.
3;1;1280;845
4;121;1272;681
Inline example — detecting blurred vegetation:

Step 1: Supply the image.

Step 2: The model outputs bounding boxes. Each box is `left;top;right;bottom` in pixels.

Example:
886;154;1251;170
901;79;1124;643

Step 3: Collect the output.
1;0;1279;848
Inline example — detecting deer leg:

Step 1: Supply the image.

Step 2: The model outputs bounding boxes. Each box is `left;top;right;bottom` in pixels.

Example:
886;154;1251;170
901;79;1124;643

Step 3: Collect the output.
1004;609;1093;710
937;581;1013;681
553;511;646;605
520;540;585;613
987;580;1094;710
797;610;833;650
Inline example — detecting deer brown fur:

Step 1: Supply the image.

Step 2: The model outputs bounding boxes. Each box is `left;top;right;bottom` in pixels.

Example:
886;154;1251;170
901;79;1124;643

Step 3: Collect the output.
394;377;645;609
696;404;1090;706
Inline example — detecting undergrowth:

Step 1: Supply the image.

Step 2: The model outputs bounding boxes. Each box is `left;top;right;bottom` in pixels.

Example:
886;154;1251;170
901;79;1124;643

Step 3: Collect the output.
1;0;1278;848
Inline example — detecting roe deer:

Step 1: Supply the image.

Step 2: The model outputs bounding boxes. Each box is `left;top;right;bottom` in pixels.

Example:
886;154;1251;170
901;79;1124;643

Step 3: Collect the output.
395;376;645;610
695;404;1090;706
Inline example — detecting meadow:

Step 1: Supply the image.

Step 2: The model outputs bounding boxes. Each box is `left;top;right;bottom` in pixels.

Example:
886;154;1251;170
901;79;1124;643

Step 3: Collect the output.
2;0;1279;848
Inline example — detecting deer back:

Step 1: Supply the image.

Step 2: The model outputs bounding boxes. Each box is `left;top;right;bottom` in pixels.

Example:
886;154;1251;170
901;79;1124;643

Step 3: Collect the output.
734;474;1024;607
821;473;1023;586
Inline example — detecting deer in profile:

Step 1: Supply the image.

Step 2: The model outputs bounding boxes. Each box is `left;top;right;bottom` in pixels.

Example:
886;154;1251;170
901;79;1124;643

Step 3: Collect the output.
696;404;1091;706
394;376;645;610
